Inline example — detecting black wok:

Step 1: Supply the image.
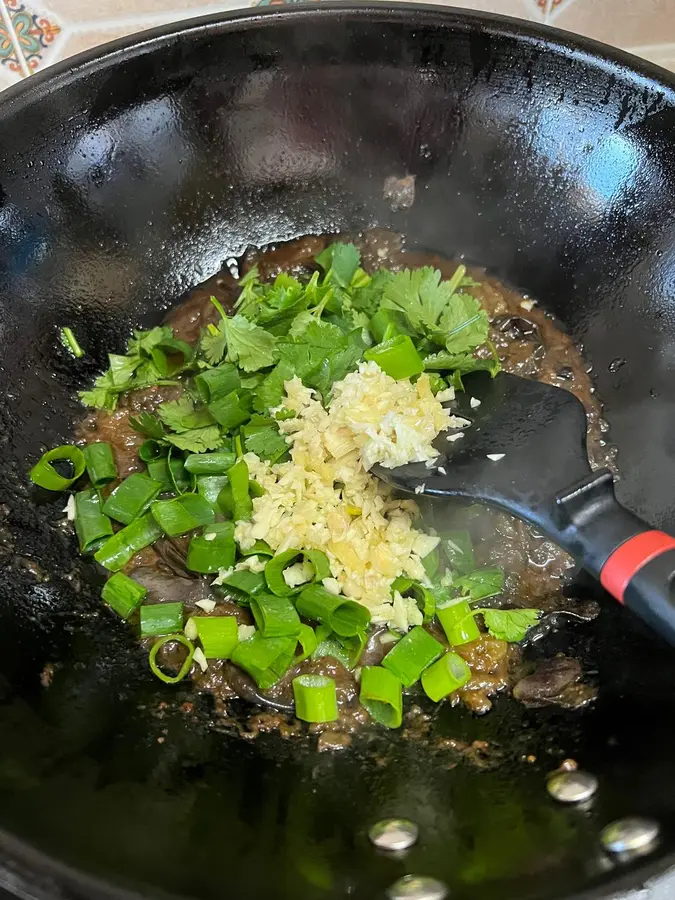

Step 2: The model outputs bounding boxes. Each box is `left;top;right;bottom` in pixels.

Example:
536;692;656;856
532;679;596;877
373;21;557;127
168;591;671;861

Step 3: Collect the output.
1;5;675;899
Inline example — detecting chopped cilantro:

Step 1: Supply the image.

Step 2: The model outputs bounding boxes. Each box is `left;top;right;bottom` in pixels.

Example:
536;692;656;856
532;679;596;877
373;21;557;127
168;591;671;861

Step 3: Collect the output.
381;266;489;354
242;419;289;463
126;326;172;356
477;608;541;642
443;530;476;575
158;397;214;432
454;567;505;602
164;425;223;453
203;296;278;371
129;412;165;439
315;242;361;288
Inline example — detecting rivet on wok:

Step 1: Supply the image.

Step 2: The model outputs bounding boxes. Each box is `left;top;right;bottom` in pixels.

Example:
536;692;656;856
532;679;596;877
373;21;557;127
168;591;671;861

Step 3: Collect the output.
369;818;419;851
600;817;660;854
547;770;598;804
386;875;448;900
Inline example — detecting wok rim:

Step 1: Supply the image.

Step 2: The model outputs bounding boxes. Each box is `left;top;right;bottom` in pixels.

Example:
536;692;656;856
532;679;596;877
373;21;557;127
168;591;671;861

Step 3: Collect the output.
0;3;674;898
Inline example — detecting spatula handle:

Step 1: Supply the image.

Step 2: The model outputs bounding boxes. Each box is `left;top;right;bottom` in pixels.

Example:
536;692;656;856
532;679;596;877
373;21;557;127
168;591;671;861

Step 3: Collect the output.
556;470;675;644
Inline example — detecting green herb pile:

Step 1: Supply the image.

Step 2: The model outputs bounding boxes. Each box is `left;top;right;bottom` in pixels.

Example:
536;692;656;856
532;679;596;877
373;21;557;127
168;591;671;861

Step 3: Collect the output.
33;241;541;729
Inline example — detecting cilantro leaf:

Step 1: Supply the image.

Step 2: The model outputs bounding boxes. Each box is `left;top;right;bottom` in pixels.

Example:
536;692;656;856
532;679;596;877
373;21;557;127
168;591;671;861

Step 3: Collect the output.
243;424;289;463
225;314;278;372
444;530;476;575
478;608;541;642
439;293;490;355
350;268;395;316
201;322;227;366
128;412;165;439
315;242;361;288
303;330;365;398
158;397;214;432
381;267;489;353
127;326;172;356
79;371;119;410
108;353;140;387
257;320;364;406
454;567;504;602
164;425;224;453
423;349;499;374
254;361;297;413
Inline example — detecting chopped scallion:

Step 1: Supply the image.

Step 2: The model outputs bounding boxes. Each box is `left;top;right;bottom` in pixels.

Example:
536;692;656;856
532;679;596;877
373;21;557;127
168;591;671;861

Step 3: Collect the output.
250;592;301;638
151;493;215;536
226;458;253;522
140;601;184;637
102;472;162;525
364;334;424;380
74;488;114;553
359;666;403;728
146;456;190;493
436;600;480;645
138;440;166;463
218;568;266;603
101;572;147;618
381;626;444;687
29;445;86;491
197;474;229;511
186;522;235;573
421;651;471;701
149;633;194;684
239;540;274;558
184;452;236;475
83;442;117;487
294;623;318;663
190;615;238;658
296;583;370;637
93;512;163;571
293;675;338;723
231;632;296;690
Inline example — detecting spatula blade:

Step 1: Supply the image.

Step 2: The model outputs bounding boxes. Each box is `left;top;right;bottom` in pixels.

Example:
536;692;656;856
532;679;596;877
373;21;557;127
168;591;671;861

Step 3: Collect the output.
374;372;592;534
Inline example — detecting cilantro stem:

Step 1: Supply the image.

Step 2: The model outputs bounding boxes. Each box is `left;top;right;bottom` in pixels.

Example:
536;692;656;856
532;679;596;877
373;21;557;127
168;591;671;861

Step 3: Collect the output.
208;294;229;324
446;264;467;296
60;326;84;358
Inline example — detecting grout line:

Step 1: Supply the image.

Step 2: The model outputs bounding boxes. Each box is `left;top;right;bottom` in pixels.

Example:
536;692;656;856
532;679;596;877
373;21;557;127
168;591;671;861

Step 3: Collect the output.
0;0;31;77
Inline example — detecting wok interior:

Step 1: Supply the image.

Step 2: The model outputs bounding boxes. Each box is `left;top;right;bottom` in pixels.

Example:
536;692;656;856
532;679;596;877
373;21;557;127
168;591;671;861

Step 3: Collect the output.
2;7;675;899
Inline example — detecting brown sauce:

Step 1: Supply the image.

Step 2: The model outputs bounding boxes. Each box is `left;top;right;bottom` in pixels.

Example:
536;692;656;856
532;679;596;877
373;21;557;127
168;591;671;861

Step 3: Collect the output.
77;230;602;744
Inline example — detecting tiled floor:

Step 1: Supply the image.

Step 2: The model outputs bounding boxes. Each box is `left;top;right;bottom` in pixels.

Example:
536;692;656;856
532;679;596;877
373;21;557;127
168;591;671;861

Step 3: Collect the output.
1;0;675;93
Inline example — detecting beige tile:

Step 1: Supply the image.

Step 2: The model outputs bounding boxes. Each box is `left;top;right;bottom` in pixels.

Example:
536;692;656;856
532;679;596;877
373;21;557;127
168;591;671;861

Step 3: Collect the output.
629;41;675;72
550;0;675;50
0;66;23;91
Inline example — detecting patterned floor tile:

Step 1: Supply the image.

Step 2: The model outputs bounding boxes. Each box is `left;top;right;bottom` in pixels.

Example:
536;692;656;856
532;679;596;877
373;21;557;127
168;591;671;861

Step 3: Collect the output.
0;0;63;75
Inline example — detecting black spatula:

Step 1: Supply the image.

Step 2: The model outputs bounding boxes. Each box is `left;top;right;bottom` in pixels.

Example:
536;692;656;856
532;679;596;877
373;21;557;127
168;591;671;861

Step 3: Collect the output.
374;372;675;644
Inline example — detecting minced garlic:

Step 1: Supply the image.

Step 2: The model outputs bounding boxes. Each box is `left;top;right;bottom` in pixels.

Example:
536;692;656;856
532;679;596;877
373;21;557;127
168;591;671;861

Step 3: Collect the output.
234;362;450;630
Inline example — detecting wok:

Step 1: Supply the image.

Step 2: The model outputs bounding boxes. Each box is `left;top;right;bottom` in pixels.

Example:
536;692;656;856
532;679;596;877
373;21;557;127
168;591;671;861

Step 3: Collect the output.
1;5;675;899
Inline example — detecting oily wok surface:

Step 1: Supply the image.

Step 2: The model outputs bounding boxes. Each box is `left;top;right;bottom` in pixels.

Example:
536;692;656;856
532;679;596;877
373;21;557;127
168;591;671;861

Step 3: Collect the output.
2;6;675;900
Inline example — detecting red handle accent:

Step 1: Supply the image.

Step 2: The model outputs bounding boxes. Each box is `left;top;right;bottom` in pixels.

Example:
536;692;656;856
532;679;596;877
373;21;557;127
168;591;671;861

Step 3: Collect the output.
600;531;675;603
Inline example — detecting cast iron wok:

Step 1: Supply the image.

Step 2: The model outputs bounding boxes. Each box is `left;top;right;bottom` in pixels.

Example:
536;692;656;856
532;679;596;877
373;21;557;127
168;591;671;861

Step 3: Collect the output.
2;5;675;899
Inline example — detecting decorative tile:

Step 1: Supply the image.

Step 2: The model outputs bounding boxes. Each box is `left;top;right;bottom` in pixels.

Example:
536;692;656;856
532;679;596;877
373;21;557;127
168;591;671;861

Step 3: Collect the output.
51;0;240;27
0;0;63;75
